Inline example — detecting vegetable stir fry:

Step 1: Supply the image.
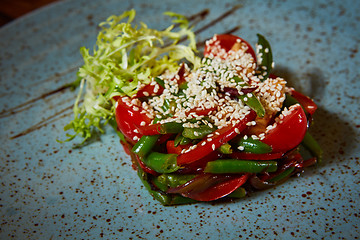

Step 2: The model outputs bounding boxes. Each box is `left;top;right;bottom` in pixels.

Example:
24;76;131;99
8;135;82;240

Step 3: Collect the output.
65;10;322;205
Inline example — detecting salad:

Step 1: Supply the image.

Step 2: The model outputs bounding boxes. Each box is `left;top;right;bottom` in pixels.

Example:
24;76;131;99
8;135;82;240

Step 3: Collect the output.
64;10;322;205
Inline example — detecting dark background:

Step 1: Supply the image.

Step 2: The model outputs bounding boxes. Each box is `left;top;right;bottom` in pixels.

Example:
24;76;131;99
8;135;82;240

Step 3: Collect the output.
0;0;59;27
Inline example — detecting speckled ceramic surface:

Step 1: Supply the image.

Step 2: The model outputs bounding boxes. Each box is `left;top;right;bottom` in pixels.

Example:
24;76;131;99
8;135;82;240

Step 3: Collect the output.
1;0;359;239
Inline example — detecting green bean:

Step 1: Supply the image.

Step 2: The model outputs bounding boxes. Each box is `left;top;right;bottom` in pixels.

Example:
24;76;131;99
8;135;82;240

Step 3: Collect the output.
168;195;197;205
227;187;247;198
154;77;165;88
179;82;188;90
283;94;307;114
218;143;233;154
204;159;277;174
132;135;160;158
152;178;168;192
143;152;180;173
160;99;177;117
233;76;265;117
182;125;214;139
159;122;184;134
301;132;323;164
237;137;272;154
153;173;196;191
137;167;171;205
256;34;273;81
268;167;295;183
138;167;196;205
283;94;299;107
238;93;265;118
174;134;192;146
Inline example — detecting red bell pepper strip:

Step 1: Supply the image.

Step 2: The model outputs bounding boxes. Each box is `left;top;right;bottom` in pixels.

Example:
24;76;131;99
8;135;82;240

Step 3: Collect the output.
289;89;317;115
177;110;256;165
261;104;307;153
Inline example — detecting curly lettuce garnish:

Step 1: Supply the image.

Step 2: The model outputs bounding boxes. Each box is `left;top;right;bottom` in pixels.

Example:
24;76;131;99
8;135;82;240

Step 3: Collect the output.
63;10;201;142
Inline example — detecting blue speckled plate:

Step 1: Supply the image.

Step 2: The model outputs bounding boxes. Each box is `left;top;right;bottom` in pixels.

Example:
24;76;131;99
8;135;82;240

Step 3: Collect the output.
1;0;359;239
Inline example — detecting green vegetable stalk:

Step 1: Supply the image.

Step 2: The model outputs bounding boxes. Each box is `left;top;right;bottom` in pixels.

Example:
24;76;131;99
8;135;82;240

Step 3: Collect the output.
137;167;195;205
132;135;160;158
301;132;323;164
236;137;272;154
143;152;180;173
204;159;277;174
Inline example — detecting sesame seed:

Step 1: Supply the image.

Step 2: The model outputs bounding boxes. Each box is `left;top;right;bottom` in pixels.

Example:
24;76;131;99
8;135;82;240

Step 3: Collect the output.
133;136;139;141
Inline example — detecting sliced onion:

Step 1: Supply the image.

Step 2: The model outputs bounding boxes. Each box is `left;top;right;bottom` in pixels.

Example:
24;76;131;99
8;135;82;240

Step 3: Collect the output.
249;175;275;190
167;173;249;201
223;86;258;99
167;174;222;194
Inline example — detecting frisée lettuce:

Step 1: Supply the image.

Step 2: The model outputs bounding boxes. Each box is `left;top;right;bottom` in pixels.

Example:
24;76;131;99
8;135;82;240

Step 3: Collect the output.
63;10;201;142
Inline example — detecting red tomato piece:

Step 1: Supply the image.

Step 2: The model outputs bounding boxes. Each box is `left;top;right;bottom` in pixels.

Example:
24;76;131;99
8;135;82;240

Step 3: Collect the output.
115;97;152;144
136;123;161;136
204;34;257;61
261;104;307;153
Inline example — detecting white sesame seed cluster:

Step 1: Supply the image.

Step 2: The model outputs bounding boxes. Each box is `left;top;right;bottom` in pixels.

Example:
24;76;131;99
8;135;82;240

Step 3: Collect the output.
131;36;288;135
255;77;287;114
